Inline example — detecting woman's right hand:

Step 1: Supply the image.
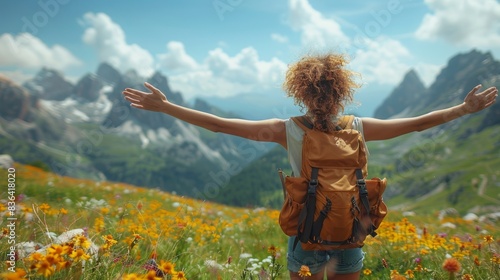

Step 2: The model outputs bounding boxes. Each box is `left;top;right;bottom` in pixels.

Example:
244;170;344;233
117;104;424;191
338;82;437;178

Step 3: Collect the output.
461;85;498;114
122;82;169;113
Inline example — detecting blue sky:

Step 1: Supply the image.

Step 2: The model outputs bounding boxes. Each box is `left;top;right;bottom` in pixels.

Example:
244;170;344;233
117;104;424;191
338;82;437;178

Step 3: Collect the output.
1;0;500;117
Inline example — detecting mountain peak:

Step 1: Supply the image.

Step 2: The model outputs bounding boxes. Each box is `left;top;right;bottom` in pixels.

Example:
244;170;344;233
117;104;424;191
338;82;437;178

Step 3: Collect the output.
23;68;74;101
373;69;426;119
96;62;122;85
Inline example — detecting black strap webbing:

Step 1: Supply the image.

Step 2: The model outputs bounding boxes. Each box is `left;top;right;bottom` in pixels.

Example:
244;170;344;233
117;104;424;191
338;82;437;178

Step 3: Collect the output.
312;197;332;241
355;169;376;237
296;167;319;248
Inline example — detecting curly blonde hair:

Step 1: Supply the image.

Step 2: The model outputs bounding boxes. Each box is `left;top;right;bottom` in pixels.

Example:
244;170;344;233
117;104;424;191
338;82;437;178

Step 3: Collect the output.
283;53;360;132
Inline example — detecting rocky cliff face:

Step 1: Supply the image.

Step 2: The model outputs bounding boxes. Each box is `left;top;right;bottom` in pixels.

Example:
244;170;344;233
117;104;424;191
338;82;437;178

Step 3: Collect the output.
0;75;72;143
73;74;104;102
0;63;269;197
23;68;74;101
0;76;30;121
373;69;427;119
96;62;122;85
374;50;500;133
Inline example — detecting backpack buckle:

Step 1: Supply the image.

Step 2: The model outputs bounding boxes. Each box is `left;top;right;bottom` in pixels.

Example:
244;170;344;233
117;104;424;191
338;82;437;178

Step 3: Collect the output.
357;179;368;196
308;179;318;194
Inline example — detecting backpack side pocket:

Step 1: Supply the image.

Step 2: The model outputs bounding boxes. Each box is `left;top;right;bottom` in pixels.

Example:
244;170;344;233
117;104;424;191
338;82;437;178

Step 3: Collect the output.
279;176;308;236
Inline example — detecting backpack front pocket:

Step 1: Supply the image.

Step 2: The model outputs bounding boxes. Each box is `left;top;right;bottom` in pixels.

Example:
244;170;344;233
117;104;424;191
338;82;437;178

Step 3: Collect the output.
315;188;358;243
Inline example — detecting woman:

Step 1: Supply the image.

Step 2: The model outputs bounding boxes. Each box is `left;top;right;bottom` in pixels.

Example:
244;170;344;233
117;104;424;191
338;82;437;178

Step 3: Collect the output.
123;53;497;279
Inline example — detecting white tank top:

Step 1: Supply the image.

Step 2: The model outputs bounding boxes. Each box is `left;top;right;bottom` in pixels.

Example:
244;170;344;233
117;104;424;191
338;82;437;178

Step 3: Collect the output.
284;117;367;177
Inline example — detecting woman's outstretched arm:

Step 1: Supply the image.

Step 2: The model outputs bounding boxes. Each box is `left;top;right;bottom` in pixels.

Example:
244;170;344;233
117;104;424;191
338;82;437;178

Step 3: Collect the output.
362;85;498;141
122;82;287;147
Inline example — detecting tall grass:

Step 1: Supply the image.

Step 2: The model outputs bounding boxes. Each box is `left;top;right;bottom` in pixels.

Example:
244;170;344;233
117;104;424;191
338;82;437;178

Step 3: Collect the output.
1;164;498;279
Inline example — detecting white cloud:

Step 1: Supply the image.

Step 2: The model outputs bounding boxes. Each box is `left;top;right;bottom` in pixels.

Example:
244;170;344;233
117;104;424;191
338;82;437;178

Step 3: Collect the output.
0;33;81;70
81;12;155;77
350;37;411;85
284;0;413;86
271;33;289;44
287;0;350;50
159;46;288;99
157;41;198;72
415;0;500;47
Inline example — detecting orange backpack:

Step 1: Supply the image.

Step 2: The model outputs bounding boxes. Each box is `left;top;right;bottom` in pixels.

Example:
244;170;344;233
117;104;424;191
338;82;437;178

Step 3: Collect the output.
278;115;388;250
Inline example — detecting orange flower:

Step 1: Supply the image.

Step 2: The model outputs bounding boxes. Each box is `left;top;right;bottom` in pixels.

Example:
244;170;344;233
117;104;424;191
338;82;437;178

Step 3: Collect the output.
268;245;278;257
172;271;187;280
122;273;141;280
391;276;406;280
298;265;311;277
35;260;54;277
73;235;91;249
145;270;163;280
406;269;416;278
160;260;176;275
462;274;474;280
0;268;27;280
69;248;91;262
442;258;461;273
474;256;480;266
483;235;494;244
39;203;51;211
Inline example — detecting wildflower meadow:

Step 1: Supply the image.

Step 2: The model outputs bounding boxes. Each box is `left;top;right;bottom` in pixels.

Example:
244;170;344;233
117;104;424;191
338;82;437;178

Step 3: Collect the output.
1;164;499;279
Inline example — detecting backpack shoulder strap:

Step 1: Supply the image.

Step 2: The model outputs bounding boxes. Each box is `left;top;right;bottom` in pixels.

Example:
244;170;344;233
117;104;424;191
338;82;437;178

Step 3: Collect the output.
338;115;355;129
291;115;313;131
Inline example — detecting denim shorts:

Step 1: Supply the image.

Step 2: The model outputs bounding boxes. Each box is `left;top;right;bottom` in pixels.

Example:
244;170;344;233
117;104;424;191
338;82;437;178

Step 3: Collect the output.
286;237;365;274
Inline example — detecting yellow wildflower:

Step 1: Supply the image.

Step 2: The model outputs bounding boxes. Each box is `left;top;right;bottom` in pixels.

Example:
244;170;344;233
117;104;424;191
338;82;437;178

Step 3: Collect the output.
363;268;372;275
268;245;278;257
94;217;105;232
405;269;415;278
172;270;188;280
122;273;141;280
483;235;494;244
101;234;118;250
73;235;91;249
160;260;176;274
47;244;66;256
35;260;54;277
138;270;162;280
298;265;311;277
69;248;91;262
491;254;500;264
39;203;50;212
462;274;474;280
0;268;27;280
26;252;44;262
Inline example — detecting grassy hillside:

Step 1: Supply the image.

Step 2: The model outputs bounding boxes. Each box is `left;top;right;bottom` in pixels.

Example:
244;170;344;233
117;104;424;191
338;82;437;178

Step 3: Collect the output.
367;115;500;216
1;164;499;279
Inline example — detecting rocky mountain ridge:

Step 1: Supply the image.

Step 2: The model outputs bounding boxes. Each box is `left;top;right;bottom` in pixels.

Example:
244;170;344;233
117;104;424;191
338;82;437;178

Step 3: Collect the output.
0;63;270;195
